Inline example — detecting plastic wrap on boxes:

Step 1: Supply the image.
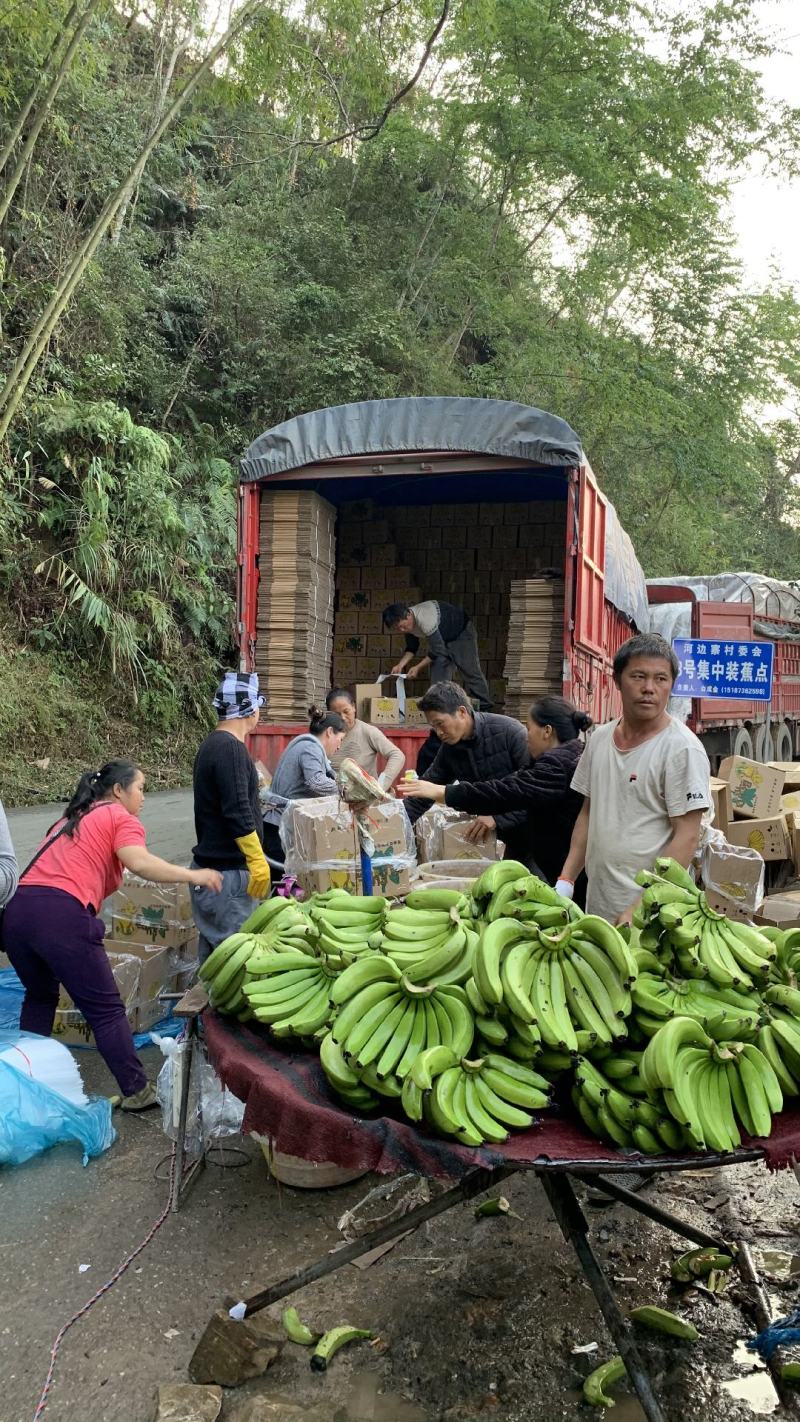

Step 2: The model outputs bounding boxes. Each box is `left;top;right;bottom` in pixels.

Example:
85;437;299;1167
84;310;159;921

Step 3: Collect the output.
414;805;499;863
113;870;192;924
281;795;416;896
700;828;765;916
154;1033;244;1157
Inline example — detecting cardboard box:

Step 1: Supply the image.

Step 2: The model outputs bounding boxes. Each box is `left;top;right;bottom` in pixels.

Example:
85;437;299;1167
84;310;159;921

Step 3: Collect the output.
769;762;800;788
703;889;753;924
709;776;733;833
332;657;358;682
360;565;387;590
110;913;194;949
334;610;362;635
441;821;499;861
354;680;385;718
358;611;385;635
404;697;428;728
53;948;178;1044
336;566;362;591
368;543;399;567
703;846;764;913
719;757;785;819
756;897;800;929
333;634;365;656
113;876;192;925
367;696;400;725
299;864;413;897
781;791;800;813
726;815;791;862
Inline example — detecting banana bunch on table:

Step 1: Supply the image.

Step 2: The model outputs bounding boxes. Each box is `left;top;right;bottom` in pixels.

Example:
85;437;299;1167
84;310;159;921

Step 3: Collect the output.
635;858;777;987
401;1046;552;1147
640;1015;783;1149
197;896;315;1017
321;955;476;1110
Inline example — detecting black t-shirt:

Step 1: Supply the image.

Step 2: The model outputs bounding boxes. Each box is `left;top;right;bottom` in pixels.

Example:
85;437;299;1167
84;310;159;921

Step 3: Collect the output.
192;730;263;869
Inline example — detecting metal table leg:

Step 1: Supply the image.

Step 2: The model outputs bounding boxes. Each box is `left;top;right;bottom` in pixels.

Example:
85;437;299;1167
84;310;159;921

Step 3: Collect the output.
538;1171;667;1422
239;1164;518;1316
580;1171;730;1251
170;1015;206;1213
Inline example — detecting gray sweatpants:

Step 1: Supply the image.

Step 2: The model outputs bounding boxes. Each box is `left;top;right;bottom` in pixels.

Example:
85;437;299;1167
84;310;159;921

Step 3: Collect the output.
190;864;258;964
430;621;492;709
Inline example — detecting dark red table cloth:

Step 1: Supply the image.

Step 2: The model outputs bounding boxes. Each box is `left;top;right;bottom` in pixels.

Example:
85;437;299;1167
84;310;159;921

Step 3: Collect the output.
204;1010;800;1180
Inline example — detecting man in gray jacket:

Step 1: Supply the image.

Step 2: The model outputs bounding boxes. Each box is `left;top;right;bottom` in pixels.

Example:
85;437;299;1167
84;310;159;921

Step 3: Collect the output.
0;801;18;908
384;600;492;709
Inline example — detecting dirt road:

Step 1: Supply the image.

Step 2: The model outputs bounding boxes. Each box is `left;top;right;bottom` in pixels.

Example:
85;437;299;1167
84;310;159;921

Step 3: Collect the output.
6;788;195;866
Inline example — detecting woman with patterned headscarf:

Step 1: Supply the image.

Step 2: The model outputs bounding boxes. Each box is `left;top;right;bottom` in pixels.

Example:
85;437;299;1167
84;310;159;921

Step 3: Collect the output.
190;671;273;964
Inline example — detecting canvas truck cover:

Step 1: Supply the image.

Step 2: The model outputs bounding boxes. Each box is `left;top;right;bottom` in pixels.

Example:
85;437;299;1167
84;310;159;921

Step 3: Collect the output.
241;396;647;629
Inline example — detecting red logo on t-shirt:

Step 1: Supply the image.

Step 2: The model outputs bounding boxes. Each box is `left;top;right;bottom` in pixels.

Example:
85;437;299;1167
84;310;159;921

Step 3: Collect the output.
629;773;638;783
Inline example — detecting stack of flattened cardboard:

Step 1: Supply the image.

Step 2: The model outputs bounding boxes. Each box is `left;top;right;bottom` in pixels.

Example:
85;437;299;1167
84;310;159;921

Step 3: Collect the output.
503;577;565;721
256;491;336;721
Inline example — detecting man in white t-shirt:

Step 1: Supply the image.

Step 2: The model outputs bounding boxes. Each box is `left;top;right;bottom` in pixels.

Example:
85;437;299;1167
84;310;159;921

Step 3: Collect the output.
556;633;710;924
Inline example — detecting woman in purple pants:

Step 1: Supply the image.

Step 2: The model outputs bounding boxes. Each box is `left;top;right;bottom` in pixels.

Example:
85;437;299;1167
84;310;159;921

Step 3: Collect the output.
2;761;221;1111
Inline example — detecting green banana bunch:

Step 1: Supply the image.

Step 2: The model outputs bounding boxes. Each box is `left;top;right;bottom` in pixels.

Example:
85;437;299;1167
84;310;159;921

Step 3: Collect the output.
572;1056;681;1153
640;1017;782;1149
243;950;337;1036
380;901;476;986
637;864;776;989
330;955;475;1086
419;1052;551;1146
631;973;760;1042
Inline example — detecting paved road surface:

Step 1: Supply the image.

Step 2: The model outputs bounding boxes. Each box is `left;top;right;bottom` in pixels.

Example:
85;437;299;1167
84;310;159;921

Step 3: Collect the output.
6;788;196;867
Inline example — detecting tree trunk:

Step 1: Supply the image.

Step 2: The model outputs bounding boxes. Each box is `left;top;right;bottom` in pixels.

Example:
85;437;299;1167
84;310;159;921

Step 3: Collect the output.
0;0;84;177
0;0;104;229
0;0;261;441
110;19;189;246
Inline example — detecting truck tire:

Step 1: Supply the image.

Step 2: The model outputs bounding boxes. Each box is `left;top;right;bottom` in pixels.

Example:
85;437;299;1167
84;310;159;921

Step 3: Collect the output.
773;721;793;763
732;727;754;760
754;724;775;763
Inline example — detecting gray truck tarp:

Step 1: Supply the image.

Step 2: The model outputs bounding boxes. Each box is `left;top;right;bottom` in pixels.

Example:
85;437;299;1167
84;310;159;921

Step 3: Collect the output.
242;396;647;629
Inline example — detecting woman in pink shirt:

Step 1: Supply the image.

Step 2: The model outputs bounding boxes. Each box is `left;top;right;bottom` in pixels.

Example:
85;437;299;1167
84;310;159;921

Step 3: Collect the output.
1;760;221;1110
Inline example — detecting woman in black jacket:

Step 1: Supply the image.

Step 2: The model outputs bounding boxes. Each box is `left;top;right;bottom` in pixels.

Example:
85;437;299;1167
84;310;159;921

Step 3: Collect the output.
399;695;591;895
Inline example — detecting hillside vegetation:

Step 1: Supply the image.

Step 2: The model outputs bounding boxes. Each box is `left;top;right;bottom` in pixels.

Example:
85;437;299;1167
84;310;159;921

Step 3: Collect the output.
2;0;799;801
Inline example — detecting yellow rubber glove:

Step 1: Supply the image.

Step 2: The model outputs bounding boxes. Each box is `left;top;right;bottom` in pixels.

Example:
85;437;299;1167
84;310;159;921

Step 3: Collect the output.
235;832;271;899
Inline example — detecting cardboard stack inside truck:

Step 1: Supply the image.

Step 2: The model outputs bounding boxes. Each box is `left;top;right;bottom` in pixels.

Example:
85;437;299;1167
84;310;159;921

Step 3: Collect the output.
257;490;336;722
52;874;198;1046
329;496;566;718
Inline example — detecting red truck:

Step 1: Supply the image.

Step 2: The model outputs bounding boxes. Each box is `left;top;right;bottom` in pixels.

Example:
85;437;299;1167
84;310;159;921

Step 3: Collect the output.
237;396;648;773
647;578;800;768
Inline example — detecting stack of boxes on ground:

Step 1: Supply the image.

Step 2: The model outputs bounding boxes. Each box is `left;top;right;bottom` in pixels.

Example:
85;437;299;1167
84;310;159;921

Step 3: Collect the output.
255;491;336;721
703;757;800;927
52;875;197;1047
329;496;565;717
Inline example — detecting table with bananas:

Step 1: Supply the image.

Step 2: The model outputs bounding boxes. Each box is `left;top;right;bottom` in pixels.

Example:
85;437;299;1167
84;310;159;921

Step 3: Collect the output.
199;861;800;1420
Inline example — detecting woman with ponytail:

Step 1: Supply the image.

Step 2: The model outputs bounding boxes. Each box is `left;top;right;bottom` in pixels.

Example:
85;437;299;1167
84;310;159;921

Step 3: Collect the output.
1;761;222;1110
398;695;592;895
261;707;346;863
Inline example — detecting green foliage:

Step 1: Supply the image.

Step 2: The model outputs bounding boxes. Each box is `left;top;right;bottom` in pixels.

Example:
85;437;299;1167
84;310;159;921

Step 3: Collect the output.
1;0;800;787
